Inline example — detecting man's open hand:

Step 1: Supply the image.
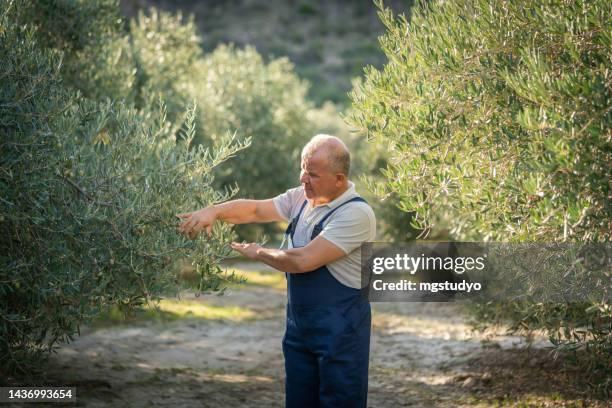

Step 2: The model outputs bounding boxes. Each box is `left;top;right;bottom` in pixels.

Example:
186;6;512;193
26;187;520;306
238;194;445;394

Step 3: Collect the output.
230;242;261;260
176;207;217;240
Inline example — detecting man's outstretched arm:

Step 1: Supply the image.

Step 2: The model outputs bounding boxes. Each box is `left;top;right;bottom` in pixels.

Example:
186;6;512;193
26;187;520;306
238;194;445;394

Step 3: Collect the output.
176;199;283;239
231;236;346;274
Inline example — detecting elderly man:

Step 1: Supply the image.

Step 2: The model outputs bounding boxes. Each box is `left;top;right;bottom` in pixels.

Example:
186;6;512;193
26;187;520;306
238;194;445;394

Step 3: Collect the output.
177;134;376;407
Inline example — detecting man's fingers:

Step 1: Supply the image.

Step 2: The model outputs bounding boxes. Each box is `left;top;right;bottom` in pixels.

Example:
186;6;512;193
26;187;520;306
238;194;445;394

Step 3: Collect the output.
194;220;207;232
231;242;250;251
177;215;193;234
178;220;213;240
184;219;197;233
179;219;195;236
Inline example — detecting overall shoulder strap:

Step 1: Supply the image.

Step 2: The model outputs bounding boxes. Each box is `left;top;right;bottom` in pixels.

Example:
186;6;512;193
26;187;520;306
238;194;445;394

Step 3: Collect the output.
311;196;367;239
284;199;309;238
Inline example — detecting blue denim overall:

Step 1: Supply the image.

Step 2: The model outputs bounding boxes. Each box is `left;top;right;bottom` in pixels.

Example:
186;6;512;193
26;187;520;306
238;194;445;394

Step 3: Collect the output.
282;197;371;408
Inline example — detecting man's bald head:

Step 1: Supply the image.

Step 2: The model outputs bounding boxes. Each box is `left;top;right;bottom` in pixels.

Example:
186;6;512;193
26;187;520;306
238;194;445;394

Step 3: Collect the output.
301;134;351;176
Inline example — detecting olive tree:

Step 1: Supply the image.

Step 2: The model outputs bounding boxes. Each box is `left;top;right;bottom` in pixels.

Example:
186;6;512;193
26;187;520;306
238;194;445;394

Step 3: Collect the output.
349;0;611;391
0;0;246;373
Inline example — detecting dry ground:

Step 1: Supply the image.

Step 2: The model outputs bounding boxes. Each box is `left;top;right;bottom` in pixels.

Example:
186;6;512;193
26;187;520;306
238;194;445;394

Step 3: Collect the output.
5;263;606;407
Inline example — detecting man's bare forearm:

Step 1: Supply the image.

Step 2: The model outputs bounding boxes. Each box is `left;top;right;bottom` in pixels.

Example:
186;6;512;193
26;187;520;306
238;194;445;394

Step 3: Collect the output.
212;199;259;224
255;247;307;274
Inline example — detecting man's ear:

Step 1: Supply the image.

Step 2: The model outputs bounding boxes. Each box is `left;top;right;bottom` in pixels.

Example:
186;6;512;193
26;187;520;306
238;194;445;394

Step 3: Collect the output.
335;173;347;185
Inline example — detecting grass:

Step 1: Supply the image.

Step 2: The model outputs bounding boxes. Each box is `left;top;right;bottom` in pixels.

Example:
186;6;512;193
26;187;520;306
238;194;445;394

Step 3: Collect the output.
227;268;286;291
92;297;257;327
149;299;256;321
91;267;284;328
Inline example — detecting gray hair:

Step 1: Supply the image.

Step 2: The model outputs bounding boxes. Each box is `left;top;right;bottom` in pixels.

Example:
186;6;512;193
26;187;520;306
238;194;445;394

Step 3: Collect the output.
301;134;350;176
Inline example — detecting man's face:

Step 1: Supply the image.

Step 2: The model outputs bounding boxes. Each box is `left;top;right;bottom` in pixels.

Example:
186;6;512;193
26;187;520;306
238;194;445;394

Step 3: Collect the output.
300;150;341;200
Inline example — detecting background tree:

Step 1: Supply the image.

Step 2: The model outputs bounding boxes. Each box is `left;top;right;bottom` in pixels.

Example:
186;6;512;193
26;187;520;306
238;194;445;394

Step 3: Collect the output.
0;0;248;374
128;9;317;241
349;0;611;393
2;0;327;373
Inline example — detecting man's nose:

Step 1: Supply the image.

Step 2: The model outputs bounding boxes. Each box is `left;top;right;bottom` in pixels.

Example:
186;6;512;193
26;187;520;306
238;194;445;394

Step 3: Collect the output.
300;172;309;184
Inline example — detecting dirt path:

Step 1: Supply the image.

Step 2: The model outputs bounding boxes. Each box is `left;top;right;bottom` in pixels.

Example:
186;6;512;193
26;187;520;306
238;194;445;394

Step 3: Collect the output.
10;263;603;407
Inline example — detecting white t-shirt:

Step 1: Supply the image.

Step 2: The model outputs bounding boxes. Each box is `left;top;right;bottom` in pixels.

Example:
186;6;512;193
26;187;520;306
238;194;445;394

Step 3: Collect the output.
272;182;376;289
